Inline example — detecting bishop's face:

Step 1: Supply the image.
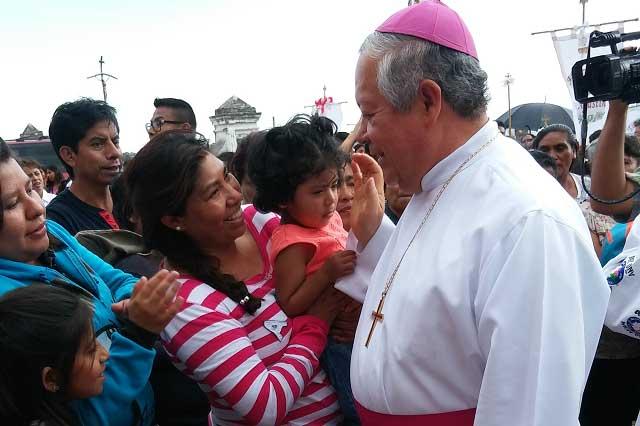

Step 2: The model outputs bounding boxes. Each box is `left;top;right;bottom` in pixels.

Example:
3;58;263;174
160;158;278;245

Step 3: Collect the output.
355;54;430;194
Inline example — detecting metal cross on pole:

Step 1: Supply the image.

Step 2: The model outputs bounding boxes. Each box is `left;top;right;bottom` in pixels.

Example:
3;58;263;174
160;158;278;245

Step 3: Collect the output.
87;56;118;103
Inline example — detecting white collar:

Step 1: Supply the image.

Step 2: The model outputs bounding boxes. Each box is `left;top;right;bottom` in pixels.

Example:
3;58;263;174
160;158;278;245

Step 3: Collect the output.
420;120;500;193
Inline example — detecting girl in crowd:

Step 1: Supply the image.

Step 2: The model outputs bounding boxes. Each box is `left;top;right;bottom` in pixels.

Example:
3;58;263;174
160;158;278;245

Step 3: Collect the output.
125;130;346;425
45;165;67;195
0;138;182;425
248;115;360;423
0;284;108;425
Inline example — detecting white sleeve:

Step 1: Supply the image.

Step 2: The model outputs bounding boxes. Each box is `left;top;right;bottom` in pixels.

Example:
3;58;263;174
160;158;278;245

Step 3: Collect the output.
474;212;609;426
334;215;395;302
604;218;640;338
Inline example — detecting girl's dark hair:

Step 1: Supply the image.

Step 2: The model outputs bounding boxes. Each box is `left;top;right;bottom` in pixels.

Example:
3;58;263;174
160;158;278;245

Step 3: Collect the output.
248;114;344;213
0;139;14;230
45;164;64;194
0;284;93;425
125;130;261;314
531;124;578;152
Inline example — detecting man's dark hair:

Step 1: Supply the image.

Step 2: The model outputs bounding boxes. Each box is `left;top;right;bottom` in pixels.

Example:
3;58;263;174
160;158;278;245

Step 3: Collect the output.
49;98;119;178
153;98;196;129
529;149;558;177
633;118;640;127
495;120;506;128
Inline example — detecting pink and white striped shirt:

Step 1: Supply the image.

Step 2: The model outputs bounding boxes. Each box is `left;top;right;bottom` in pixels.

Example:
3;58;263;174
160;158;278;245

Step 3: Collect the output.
161;206;342;425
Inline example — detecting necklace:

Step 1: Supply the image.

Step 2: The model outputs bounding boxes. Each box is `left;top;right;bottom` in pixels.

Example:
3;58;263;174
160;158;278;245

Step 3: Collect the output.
365;133;498;347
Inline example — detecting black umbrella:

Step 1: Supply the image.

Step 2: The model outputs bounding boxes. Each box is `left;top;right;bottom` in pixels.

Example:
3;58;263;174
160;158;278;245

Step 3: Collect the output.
497;103;575;133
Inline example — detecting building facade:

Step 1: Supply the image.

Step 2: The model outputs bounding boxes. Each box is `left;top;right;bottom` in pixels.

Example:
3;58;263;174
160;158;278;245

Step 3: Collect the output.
209;96;261;155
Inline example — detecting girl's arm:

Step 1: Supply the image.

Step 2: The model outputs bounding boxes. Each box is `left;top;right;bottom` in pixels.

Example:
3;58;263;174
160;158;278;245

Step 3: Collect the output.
274;243;355;317
162;300;332;425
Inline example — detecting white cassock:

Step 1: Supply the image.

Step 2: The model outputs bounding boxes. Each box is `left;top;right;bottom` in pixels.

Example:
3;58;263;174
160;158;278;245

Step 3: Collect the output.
336;121;610;425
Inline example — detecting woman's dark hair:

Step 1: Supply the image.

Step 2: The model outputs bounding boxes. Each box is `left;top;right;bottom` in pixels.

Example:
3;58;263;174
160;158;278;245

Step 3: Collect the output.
125;130;261;314
110;172;136;232
45;164;64;194
0;139;15;230
0;284;93;425
248;114;344;213
531;124;578;152
230;131;267;185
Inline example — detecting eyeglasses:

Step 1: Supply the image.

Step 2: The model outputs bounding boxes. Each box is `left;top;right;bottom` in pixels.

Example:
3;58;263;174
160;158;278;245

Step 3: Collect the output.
145;117;187;133
148;128;211;148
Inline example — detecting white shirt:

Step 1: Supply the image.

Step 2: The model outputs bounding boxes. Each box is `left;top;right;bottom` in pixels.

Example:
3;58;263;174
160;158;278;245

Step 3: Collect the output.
41;190;56;207
337;121;609;425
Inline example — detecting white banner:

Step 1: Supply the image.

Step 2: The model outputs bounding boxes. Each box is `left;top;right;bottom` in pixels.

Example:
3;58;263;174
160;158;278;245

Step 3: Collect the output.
320;102;344;130
312;101;344;130
551;24;640;139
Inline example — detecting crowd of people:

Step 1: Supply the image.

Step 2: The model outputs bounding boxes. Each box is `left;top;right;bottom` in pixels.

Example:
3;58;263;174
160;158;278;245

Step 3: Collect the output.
1;1;640;425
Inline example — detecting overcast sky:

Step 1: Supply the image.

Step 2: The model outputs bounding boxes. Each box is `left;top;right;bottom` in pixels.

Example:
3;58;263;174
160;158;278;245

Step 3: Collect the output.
1;0;638;152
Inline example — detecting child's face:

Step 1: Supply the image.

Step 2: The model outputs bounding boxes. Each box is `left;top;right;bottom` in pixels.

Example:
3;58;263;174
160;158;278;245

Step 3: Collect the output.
67;333;109;400
285;168;339;229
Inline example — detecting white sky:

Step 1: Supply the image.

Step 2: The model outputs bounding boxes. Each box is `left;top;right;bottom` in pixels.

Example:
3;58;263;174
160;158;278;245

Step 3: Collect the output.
1;0;638;152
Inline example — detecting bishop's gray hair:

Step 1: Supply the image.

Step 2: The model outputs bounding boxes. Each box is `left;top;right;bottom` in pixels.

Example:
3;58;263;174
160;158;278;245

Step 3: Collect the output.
360;32;490;119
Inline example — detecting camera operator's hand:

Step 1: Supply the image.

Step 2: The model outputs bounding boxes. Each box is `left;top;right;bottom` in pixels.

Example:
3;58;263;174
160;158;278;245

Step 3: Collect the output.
590;99;634;219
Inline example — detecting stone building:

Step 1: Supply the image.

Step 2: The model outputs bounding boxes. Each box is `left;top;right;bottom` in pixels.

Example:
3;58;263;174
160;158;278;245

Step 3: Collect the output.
209;96;261;155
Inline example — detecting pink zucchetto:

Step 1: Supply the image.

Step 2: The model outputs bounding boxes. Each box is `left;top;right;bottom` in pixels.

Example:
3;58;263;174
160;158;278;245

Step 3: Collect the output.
376;0;478;60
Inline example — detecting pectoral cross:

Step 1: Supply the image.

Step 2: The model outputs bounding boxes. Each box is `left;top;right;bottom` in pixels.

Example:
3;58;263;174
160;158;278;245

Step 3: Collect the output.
365;292;387;347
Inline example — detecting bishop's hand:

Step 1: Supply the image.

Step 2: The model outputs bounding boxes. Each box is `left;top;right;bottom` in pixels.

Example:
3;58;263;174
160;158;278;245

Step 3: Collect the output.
351;153;385;247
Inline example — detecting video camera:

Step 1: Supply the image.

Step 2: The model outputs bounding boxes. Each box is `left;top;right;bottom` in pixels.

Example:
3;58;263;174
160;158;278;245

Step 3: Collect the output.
572;30;640;104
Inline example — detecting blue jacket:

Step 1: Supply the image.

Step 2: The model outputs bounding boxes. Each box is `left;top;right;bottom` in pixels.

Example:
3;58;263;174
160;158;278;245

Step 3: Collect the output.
0;220;155;426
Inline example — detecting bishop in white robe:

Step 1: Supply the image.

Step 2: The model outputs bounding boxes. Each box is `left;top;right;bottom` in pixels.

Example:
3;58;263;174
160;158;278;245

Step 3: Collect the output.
336;2;611;424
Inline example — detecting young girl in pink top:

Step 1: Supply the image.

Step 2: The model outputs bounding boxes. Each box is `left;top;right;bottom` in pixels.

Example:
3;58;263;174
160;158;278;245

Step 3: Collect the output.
249;115;360;424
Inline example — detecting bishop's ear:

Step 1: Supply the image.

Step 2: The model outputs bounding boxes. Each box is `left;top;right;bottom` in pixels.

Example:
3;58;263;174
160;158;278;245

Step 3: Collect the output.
418;79;442;122
41;366;61;393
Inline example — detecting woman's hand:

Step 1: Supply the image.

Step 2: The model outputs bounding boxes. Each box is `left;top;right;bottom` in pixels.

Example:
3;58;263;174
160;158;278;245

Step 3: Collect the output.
350;153;385;246
112;269;184;334
307;288;349;326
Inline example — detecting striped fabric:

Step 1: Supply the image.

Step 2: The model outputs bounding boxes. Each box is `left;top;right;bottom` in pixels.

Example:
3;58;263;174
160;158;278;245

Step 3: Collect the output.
160;206;342;425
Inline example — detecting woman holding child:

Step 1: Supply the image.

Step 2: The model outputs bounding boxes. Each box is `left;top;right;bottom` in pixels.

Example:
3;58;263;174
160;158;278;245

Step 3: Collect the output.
125;122;351;425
